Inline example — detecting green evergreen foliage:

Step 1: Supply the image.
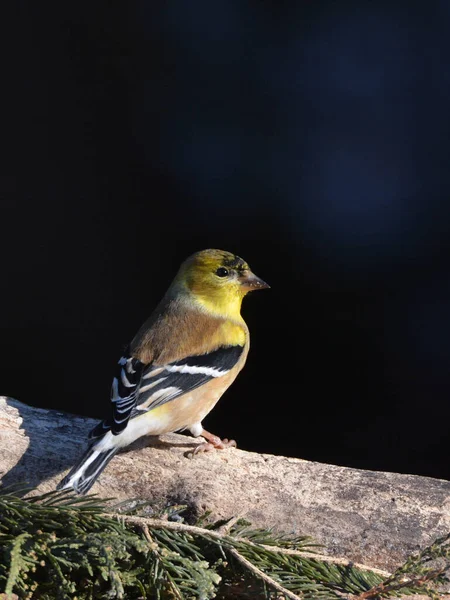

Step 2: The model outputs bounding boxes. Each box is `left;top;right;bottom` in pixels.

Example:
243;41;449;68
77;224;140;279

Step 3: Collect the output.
0;487;448;599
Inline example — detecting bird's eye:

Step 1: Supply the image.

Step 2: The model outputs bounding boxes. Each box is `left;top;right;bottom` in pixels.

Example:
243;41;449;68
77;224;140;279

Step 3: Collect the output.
216;267;229;277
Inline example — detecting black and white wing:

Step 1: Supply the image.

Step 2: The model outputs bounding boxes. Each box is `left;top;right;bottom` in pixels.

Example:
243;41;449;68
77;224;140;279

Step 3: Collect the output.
90;344;244;439
132;345;244;418
89;349;145;438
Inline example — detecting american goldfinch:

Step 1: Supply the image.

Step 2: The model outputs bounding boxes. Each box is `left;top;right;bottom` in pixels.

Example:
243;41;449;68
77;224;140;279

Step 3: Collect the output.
58;249;269;494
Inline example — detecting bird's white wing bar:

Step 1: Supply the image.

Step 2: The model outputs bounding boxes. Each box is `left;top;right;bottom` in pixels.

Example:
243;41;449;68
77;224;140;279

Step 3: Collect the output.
165;363;227;377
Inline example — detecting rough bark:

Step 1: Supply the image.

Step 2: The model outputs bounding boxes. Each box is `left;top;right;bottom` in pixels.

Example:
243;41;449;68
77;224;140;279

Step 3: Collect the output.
1;396;449;574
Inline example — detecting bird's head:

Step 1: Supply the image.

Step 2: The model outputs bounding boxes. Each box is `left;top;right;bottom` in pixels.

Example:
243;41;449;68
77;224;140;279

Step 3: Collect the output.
174;249;269;319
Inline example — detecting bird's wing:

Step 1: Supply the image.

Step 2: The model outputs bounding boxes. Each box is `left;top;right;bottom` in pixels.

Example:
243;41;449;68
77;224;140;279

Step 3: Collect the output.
132;345;244;417
89;345;244;438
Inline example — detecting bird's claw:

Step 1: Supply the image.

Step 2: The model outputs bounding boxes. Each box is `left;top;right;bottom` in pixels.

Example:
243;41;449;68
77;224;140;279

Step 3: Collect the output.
186;436;237;458
192;442;216;455
221;438;237;448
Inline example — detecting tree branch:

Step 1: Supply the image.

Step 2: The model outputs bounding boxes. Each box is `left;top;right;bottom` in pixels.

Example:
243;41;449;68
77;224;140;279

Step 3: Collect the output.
114;513;391;578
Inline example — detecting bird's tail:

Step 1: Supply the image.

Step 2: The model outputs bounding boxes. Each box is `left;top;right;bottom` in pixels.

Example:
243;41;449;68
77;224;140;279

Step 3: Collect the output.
57;445;118;495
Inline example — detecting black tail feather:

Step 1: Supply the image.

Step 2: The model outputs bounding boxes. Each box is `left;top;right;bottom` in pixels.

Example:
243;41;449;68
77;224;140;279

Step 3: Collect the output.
57;446;118;495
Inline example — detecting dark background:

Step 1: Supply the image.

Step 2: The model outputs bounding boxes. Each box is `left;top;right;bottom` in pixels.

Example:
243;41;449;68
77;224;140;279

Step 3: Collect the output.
3;1;450;480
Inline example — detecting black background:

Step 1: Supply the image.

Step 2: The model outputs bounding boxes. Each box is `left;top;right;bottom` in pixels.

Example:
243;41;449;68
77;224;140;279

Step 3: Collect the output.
3;1;450;480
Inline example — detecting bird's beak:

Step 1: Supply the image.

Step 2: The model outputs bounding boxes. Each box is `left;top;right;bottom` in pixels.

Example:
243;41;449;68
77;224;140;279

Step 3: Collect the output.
239;271;270;292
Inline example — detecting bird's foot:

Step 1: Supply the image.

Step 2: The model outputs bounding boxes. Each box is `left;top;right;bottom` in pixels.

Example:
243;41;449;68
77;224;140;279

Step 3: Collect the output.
192;438;237;455
187;429;237;457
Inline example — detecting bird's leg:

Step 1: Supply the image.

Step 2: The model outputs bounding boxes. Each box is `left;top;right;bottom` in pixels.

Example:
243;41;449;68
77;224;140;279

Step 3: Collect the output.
192;429;237;455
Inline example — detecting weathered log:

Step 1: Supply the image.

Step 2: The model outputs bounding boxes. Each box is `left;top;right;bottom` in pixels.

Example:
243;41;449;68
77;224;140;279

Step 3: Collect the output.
1;396;449;574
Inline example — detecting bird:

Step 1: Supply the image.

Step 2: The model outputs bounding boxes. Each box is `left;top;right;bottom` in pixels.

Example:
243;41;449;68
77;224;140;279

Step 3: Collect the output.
57;249;269;494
